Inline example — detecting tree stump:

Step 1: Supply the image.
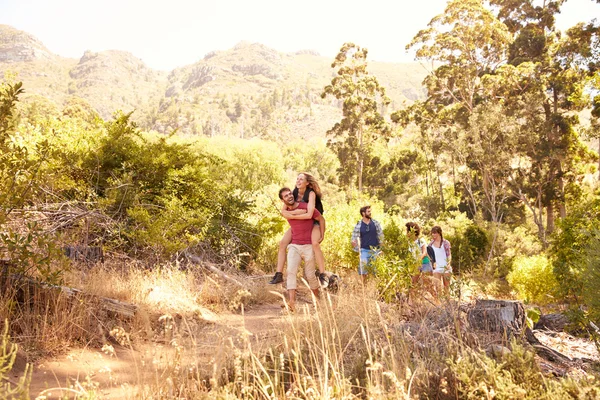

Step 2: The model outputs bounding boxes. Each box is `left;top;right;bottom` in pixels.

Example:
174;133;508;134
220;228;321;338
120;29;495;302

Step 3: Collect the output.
466;299;525;335
466;299;583;369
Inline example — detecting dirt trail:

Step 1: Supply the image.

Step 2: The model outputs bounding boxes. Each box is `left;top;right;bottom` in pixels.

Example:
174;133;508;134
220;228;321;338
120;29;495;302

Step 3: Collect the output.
17;300;297;399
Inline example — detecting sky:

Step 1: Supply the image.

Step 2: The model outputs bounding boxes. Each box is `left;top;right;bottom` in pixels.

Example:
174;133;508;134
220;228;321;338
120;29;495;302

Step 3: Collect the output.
1;0;599;71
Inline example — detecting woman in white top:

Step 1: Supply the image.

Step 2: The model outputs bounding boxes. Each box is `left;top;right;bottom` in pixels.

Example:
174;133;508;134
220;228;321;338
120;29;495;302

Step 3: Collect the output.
430;225;452;295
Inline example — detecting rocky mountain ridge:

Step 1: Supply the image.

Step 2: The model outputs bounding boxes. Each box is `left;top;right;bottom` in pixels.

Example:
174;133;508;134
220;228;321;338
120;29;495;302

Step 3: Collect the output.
0;25;427;140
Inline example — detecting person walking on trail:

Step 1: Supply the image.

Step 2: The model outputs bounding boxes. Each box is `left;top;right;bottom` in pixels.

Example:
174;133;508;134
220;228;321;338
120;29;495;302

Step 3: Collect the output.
351;205;383;280
269;173;327;286
277;187;323;312
429;225;452;296
406;222;433;295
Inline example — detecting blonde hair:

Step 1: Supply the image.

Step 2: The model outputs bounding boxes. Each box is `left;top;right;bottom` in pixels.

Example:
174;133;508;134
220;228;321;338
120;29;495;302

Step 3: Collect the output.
299;172;322;198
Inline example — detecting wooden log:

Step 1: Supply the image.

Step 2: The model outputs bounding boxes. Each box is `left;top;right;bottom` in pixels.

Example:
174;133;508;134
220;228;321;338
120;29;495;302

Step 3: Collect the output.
7;274;137;318
534;313;569;332
525;327;573;364
62;245;104;263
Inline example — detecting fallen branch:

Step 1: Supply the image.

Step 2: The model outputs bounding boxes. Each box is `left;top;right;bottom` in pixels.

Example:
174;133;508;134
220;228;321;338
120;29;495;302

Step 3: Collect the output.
184;252;244;287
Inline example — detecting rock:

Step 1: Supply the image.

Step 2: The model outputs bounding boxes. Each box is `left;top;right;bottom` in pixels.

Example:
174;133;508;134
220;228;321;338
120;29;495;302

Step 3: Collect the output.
486;344;512;359
0;25;54;62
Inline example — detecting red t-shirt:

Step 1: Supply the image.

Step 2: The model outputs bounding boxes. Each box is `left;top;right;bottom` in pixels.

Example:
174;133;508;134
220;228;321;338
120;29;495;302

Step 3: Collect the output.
287;202;321;245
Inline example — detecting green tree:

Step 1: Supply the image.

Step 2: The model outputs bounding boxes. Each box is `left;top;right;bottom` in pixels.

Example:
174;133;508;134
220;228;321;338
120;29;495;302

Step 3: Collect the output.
322;43;391;191
488;0;596;243
398;0;597;247
395;0;513;220
550;194;600;346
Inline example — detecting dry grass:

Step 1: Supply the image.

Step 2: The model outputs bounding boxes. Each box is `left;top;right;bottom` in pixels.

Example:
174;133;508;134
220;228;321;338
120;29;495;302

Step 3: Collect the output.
2;262;599;399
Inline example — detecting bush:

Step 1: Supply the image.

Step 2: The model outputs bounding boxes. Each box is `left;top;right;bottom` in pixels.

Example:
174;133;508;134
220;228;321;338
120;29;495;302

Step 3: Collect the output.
449;339;600;399
582;231;600;329
490;225;542;278
507;255;558;304
374;218;418;302
0;321;31;399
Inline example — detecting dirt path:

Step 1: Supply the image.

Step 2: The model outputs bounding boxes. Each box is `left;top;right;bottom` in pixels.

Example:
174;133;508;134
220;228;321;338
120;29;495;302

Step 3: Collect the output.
18;299;298;399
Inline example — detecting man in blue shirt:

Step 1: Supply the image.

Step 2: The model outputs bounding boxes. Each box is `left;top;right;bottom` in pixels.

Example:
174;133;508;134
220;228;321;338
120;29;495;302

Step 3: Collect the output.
351;205;383;280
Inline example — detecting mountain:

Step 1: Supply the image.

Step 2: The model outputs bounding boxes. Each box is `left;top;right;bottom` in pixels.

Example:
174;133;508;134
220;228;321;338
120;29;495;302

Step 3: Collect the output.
67;50;167;118
0;25;427;140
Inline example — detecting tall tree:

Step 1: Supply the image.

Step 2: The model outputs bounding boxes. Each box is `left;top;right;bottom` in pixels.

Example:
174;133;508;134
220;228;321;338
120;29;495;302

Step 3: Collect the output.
395;0;513;218
398;0;597;246
322;43;391;191
490;0;595;242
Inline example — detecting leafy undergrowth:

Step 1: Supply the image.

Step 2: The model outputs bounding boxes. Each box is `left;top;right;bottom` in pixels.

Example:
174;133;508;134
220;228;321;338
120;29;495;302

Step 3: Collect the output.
2;263;599;399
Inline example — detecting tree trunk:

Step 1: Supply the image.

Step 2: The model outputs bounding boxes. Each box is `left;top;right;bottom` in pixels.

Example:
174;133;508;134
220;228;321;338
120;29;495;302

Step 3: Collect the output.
557;163;566;219
546;202;555;236
434;156;446;211
358;126;364;192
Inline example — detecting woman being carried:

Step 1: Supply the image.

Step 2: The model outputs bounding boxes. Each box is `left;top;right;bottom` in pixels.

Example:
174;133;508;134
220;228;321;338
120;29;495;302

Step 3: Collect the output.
269;172;327;285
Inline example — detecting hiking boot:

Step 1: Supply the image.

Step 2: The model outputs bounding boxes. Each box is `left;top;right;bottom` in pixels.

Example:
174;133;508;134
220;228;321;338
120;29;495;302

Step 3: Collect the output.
269;272;284;284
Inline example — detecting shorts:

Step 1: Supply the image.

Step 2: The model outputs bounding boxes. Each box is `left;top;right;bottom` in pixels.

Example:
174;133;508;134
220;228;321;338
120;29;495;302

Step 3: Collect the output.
420;262;433;273
433;264;452;274
358;248;380;275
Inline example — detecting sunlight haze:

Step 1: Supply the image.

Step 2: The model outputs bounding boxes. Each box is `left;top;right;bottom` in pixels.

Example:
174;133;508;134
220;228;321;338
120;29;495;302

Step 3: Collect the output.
2;0;599;70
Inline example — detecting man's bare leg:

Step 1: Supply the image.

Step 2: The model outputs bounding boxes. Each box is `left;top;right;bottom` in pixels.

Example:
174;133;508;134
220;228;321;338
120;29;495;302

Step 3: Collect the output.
276;229;292;273
288;289;296;312
270;229;292;284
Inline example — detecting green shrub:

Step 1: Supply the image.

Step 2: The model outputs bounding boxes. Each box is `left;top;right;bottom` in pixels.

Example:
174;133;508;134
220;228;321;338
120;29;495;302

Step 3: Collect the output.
374;218;418;302
491;225;542;278
550;195;600;344
582;231;600;329
507;255;558;304
550;196;600;302
0;321;31;399
449;340;600;399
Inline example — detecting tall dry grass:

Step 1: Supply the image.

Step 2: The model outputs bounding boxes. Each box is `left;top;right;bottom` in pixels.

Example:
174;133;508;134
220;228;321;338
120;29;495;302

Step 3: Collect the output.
1;263;598;399
117;277;598;399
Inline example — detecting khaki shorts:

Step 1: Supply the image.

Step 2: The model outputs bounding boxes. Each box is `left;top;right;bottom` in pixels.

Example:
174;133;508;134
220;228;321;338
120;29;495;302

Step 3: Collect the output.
286;244;319;290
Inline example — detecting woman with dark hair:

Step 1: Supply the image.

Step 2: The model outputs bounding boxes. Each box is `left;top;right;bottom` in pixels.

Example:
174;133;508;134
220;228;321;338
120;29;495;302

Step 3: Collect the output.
430;225;452;295
269;172;326;285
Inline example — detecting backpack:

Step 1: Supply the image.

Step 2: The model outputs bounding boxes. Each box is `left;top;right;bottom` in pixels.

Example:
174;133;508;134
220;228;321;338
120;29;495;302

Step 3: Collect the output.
426;245;436;265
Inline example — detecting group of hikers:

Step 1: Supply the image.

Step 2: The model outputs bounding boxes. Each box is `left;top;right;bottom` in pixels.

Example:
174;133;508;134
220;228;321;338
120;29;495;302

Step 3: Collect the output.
269;172;452;311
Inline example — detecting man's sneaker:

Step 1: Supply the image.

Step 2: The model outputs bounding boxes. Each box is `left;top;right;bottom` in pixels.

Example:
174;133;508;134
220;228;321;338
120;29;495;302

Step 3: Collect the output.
269;272;284;284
